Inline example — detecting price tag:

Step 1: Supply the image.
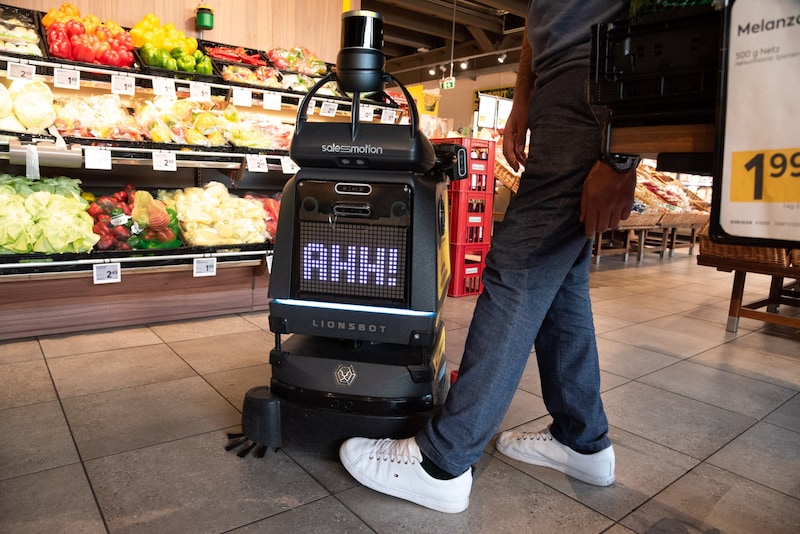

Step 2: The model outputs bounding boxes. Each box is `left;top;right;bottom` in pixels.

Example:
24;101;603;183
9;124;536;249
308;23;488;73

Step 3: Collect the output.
307;99;317;115
111;75;135;95
232;86;252;107
319;100;338;117
190;81;211;101
7;61;35;81
152;77;176;97
730;148;800;202
193;257;217;277
280;156;300;175
246;154;269;173
262;91;282;110
93;263;121;284
53;68;80;89
359;105;375;122
152;151;177;171
380;108;397;124
84;147;112;170
717;0;800;243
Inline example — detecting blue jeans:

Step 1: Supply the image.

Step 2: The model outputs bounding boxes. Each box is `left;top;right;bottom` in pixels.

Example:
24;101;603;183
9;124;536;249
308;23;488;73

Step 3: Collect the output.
417;66;611;476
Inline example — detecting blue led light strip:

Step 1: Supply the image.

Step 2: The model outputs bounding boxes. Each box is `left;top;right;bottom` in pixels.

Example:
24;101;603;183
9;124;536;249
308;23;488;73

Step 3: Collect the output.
271;299;436;317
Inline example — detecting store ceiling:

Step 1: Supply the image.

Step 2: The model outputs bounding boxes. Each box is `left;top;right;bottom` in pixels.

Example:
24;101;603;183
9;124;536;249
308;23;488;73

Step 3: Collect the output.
359;0;527;85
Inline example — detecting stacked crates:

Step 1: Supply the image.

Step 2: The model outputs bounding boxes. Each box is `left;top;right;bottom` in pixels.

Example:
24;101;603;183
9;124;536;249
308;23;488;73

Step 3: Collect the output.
433;138;496;297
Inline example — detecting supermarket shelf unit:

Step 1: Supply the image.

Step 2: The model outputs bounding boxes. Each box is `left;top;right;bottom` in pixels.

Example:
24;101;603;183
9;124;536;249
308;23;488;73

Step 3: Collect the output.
0;51;393;340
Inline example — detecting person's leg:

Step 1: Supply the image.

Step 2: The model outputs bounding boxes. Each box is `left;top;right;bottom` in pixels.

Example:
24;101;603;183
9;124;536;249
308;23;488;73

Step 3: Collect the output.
340;67;612;509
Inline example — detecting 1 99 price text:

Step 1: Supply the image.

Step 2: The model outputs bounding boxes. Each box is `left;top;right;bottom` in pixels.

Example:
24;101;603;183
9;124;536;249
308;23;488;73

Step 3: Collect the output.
730;148;800;202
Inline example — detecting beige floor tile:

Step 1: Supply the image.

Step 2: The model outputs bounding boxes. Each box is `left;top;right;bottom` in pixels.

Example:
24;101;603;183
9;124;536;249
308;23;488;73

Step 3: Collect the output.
228;496;372;533
0;464;106;534
148;314;262;342
337;453;613;533
0;359;56;410
86;431;329;534
62;376;241;460
203;363;271;409
603;381;755;460
690;343;800;390
0;338;43;364
707;421;800;498
47;343;195;399
601;322;725;359
0;401;79;480
38;326;163;358
596;337;680;379
491;424;699;521
168;329;273;375
638;360;796;419
764;394;800;433
621;463;800;534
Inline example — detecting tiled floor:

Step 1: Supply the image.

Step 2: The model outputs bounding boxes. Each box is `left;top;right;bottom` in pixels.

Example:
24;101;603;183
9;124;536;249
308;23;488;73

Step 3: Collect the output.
2;250;799;533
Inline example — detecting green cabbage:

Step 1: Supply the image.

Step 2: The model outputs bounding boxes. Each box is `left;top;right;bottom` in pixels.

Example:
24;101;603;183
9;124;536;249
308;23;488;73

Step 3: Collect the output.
0;83;12;119
0;175;99;254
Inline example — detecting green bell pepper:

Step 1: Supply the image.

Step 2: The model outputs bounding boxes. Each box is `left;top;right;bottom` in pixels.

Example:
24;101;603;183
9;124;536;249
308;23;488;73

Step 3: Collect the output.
176;55;196;72
141;46;162;68
162;56;178;71
195;57;213;75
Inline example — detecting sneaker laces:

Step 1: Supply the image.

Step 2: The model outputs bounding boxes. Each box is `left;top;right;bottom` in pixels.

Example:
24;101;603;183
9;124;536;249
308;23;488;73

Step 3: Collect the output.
518;430;554;442
367;438;421;465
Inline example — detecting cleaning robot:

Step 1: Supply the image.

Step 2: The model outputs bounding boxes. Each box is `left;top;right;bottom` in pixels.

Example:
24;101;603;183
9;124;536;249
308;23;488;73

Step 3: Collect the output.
227;10;466;457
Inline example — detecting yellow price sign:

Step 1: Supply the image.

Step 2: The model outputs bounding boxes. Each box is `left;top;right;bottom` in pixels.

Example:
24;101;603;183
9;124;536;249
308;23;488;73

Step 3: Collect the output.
730;148;800;202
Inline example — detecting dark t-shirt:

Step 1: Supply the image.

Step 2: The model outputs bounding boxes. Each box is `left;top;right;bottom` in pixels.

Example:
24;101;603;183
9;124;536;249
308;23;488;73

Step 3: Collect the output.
528;0;629;86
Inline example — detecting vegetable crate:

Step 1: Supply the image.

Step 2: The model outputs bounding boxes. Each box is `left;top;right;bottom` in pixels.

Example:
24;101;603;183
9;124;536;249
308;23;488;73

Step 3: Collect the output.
448;190;494;246
448;243;490;298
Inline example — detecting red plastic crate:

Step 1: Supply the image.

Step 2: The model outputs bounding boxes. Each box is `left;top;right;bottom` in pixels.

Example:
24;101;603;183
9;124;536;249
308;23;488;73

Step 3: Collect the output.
448;191;494;245
448;243;490;297
432;137;496;193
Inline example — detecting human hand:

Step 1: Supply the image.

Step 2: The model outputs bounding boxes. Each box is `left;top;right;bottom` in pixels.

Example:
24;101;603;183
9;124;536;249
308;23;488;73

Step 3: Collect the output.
580;161;637;237
501;105;528;171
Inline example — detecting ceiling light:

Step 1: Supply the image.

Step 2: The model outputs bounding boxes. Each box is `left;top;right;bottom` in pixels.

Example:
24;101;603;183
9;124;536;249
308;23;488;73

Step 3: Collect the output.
497;53;507;63
460;60;468;70
429;67;436;75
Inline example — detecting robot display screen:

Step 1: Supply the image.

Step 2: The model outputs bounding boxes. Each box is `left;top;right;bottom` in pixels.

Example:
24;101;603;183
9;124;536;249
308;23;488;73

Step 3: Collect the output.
297;221;408;303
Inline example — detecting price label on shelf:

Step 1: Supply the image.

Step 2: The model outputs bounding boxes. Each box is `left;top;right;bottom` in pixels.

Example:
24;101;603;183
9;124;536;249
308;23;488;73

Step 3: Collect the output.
716;0;800;243
232;86;252;107
152;151;177;171
7;61;35;81
307;99;317;115
93;263;121;284
84;147;112;170
359;105;375;122
193;257;217;277
280;156;300;175
729;148;800;202
111;75;135;95
152;77;176;97
246;154;269;173
53;68;80;89
189;81;211;101
262;91;282;110
319;100;338;117
380;108;397;124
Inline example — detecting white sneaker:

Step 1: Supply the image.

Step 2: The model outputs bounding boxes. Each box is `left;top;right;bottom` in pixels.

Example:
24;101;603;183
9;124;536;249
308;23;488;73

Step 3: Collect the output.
339;437;472;513
496;429;615;486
